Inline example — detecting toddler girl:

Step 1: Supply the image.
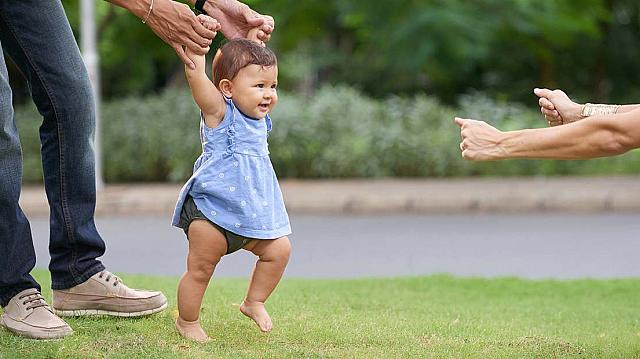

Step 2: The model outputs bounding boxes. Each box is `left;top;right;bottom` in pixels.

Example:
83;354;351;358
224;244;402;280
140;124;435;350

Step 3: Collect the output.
172;16;291;342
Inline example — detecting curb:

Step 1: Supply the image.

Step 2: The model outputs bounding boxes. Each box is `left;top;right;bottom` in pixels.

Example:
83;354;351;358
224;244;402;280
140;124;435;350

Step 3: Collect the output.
19;176;640;217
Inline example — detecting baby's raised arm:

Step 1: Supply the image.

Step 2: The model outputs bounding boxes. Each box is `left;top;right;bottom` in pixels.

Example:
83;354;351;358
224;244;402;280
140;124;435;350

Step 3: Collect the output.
185;15;226;126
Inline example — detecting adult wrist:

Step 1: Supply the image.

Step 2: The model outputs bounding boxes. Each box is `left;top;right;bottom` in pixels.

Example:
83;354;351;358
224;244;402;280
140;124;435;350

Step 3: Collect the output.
494;131;511;160
567;103;586;123
581;103;620;117
202;0;221;15
141;0;155;23
112;0;152;19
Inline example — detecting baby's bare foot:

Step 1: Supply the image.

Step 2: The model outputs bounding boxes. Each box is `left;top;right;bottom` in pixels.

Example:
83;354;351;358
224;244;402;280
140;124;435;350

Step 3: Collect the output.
175;317;211;342
240;300;272;332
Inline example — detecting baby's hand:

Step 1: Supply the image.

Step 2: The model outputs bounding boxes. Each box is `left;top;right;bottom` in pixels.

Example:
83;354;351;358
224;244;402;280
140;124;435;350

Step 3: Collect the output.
197;14;221;36
246;27;265;47
184;15;220;67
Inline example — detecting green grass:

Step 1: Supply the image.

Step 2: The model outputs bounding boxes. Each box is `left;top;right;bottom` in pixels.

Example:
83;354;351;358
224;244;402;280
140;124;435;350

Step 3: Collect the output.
1;270;639;358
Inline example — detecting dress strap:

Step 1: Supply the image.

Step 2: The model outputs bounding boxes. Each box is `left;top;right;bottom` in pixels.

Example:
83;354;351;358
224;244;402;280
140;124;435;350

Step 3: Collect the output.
199;111;207;151
224;97;237;157
265;114;273;133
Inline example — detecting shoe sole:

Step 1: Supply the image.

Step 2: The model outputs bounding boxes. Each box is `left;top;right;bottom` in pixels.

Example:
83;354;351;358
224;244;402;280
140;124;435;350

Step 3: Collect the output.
0;314;73;340
52;302;168;318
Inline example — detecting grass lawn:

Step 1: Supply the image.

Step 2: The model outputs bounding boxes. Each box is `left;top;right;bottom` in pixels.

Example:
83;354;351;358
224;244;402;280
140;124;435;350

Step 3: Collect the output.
0;270;639;358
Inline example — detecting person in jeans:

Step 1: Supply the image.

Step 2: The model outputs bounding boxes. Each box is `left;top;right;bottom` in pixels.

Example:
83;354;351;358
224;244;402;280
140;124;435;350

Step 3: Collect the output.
0;0;273;340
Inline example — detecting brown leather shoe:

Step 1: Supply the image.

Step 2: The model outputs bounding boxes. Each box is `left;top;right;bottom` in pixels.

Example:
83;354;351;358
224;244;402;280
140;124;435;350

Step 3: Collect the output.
0;288;73;339
52;271;167;317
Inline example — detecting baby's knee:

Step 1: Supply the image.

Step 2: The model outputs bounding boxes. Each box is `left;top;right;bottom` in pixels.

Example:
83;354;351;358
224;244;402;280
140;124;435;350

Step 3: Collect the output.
188;256;221;283
188;263;215;283
263;236;292;263
278;236;292;259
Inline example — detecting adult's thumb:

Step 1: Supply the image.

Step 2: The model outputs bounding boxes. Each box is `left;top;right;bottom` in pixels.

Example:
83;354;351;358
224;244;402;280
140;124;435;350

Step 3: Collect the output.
533;87;552;98
244;10;265;27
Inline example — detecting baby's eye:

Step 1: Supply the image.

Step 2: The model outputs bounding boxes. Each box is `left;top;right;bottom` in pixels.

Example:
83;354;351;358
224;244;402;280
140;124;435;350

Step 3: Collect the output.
256;84;265;88
271;84;277;89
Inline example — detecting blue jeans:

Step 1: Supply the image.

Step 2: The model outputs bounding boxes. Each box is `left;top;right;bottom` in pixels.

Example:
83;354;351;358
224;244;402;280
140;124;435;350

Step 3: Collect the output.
0;0;106;307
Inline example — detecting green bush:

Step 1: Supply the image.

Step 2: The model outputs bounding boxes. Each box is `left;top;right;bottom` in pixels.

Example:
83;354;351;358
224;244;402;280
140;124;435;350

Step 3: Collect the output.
15;86;640;183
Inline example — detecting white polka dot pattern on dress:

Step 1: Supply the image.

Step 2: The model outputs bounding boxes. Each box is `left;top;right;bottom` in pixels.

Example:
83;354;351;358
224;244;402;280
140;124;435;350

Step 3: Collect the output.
176;99;290;240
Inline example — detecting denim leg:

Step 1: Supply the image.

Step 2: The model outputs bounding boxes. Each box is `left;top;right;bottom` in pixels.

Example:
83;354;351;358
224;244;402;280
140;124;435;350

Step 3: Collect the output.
0;47;41;307
0;0;105;291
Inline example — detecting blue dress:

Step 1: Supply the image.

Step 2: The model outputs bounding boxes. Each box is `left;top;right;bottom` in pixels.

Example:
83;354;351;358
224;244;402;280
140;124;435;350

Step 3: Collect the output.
172;98;291;239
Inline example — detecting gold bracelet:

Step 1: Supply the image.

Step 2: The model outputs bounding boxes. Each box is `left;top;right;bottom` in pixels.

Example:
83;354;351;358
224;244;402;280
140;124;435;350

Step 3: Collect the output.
142;0;154;24
581;103;620;117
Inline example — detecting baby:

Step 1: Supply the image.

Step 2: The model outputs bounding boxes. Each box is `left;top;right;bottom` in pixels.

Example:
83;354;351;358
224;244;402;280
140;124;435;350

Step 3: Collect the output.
171;15;292;342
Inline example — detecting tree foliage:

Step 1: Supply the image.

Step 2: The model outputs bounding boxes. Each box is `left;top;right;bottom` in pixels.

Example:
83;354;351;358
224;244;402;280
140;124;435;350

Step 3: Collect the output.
6;1;639;105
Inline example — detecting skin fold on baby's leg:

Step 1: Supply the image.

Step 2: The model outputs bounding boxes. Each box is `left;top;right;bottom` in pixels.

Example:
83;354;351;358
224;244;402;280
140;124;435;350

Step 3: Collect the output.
241;236;291;332
176;220;227;342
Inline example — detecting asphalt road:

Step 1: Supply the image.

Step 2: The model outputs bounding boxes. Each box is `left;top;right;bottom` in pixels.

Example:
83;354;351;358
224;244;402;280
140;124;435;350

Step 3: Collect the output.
28;213;640;279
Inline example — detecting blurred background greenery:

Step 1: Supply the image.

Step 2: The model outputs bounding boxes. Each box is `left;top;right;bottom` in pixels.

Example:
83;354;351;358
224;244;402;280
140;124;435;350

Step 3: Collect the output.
8;0;640;182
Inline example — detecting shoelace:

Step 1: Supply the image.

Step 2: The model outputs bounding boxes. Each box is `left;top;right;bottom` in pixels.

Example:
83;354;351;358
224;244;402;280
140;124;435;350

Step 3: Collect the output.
18;290;49;311
97;271;120;287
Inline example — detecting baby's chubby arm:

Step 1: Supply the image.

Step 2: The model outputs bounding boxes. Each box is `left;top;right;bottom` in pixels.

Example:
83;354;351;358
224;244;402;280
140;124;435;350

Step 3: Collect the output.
185;15;226;124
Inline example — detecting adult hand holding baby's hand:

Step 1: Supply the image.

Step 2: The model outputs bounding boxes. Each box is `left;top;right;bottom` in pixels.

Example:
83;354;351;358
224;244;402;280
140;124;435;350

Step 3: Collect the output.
246;27;265;47
203;0;274;43
196;14;222;37
141;0;217;69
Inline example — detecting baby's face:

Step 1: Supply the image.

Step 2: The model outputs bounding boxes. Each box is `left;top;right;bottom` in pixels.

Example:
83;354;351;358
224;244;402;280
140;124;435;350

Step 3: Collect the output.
230;64;278;119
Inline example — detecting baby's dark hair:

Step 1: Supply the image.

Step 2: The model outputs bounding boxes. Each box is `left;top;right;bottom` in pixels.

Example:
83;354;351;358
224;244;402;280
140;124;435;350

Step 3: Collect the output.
212;39;277;88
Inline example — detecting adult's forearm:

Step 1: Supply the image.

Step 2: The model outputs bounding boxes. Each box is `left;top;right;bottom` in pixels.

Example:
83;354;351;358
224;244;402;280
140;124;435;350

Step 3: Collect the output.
617;104;640;114
500;114;635;160
105;0;151;18
185;0;227;15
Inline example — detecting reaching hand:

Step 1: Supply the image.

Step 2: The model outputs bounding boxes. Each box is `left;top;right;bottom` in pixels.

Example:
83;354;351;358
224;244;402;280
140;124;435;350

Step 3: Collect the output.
533;88;583;127
203;0;274;42
142;0;217;69
454;117;505;161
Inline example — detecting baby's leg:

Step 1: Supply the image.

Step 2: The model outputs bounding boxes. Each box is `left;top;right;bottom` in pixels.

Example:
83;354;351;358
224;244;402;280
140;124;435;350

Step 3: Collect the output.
241;236;291;332
176;220;227;342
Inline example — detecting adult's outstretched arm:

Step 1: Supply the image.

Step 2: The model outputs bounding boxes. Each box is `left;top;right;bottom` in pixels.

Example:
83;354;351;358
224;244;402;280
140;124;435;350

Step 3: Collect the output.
535;88;640;126
455;108;640;161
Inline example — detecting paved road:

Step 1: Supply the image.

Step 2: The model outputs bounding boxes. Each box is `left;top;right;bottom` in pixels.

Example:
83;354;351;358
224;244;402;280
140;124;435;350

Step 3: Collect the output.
28;214;640;279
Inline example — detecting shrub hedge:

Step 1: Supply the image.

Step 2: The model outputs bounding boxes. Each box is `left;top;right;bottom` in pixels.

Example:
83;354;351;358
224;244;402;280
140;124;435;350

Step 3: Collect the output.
14;86;640;183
